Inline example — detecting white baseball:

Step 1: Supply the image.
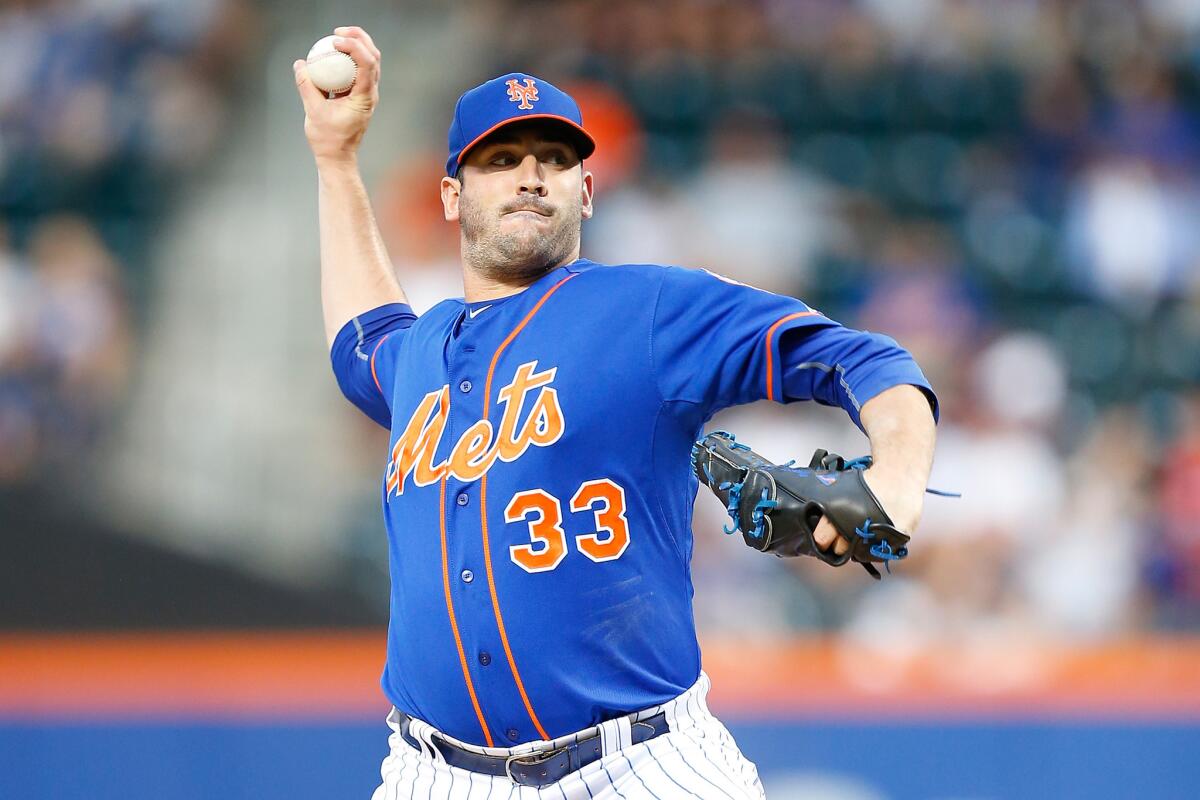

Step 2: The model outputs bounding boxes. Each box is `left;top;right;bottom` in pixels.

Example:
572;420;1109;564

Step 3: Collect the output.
306;35;357;95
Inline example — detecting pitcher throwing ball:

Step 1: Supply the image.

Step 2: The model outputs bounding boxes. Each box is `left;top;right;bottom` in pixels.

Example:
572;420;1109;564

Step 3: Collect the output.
294;25;939;799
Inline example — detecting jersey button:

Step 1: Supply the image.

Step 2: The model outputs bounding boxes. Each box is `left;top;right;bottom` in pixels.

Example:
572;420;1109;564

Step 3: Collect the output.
478;651;491;666
456;492;469;506
506;729;520;742
461;569;473;583
459;379;472;393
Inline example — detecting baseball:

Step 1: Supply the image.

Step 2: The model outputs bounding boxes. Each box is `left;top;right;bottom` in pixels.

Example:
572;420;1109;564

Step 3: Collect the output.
306;35;357;96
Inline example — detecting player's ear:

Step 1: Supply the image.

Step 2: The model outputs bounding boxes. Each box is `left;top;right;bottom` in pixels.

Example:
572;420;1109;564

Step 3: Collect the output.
579;168;594;220
441;175;461;222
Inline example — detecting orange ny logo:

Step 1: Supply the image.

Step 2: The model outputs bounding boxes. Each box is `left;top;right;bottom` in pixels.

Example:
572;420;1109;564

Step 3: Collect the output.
505;78;538;110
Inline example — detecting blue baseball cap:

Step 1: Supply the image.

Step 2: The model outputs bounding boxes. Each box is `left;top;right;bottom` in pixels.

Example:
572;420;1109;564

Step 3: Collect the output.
446;72;596;177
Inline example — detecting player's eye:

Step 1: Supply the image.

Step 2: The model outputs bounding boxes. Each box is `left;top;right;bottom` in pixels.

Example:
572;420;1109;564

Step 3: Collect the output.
489;151;516;166
543;149;569;165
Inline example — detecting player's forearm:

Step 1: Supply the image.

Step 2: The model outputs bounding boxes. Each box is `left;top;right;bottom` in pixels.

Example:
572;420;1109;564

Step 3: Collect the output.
859;384;937;531
316;156;407;348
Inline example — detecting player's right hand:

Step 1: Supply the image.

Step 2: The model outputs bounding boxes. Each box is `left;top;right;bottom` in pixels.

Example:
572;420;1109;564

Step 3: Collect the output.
293;26;382;164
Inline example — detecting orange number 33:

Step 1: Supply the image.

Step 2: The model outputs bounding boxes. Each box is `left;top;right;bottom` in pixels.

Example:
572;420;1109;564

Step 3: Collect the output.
507;478;630;573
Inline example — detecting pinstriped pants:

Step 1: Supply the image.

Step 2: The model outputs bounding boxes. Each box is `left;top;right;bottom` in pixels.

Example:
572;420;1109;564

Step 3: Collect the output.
371;673;766;799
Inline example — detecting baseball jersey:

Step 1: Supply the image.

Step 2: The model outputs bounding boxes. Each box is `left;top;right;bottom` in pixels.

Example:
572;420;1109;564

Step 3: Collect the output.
331;259;937;748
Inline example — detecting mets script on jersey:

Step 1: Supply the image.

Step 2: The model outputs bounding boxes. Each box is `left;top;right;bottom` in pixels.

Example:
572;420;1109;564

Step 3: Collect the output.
385;360;564;498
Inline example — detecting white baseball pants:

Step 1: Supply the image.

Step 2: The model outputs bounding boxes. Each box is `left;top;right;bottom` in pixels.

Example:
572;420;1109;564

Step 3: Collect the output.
371;672;766;799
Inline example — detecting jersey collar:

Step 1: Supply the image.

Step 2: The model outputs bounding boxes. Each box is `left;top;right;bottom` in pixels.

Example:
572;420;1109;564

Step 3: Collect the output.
460;258;589;313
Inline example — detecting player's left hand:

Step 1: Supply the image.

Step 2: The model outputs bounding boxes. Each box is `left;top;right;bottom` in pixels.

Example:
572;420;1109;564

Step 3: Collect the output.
813;466;923;556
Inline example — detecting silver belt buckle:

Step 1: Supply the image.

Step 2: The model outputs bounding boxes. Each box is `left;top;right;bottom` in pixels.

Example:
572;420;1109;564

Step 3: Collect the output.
504;747;563;786
503;753;525;784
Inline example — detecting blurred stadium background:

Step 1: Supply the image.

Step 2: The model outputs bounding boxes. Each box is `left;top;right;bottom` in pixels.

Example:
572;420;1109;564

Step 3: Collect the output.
2;0;1200;797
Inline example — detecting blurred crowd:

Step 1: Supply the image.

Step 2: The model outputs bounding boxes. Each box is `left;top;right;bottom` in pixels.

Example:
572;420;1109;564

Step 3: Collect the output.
362;0;1200;640
5;0;1200;641
0;216;131;483
0;0;256;487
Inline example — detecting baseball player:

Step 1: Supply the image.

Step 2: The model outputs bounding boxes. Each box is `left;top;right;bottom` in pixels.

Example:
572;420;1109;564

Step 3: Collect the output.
294;26;938;800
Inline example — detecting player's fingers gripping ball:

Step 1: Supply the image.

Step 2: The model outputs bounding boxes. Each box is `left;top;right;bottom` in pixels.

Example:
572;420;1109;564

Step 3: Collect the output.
691;431;911;580
306;35;358;97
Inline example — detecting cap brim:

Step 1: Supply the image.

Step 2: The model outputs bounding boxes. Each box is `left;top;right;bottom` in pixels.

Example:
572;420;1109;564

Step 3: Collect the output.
455;114;597;171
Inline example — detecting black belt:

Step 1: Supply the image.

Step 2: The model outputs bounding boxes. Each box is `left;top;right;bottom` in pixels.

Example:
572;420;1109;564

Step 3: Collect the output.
396;710;670;788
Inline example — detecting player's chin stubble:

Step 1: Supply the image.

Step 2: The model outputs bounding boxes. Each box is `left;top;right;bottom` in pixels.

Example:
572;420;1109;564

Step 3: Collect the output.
459;192;581;284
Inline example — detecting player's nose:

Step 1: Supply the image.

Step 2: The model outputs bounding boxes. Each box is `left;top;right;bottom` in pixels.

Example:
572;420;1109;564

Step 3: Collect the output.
515;154;547;196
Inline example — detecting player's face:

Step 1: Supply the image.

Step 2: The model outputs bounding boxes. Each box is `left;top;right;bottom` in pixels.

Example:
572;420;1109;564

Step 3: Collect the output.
442;123;594;283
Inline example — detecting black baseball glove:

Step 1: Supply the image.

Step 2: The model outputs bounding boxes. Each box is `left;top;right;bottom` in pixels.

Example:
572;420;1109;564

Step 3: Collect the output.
691;430;909;580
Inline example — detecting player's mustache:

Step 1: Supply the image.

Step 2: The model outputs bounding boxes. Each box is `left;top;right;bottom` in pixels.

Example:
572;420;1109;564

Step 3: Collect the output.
500;199;554;217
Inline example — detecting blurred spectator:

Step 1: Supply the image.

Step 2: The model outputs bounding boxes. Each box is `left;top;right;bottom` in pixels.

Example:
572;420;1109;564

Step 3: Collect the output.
0;222;37;482
680;108;838;294
851;219;984;402
0;215;131;487
1155;393;1200;623
28;214;131;410
1018;407;1146;639
1064;156;1200;314
587;107;838;293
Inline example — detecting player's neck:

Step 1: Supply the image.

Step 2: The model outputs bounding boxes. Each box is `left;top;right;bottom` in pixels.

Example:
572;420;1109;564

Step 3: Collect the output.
461;254;579;303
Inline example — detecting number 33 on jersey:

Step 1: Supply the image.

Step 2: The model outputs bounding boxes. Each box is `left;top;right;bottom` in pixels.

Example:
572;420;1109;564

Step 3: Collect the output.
506;478;631;572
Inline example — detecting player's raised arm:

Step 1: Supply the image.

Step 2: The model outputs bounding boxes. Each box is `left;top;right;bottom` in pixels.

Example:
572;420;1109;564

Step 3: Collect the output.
293;26;407;349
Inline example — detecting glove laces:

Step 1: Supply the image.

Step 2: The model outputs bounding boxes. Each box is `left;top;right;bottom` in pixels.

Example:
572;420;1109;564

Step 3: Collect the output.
852;516;910;573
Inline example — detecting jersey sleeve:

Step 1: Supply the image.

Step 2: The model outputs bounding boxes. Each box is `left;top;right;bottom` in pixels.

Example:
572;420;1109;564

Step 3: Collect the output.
650;266;938;430
777;324;939;432
329;303;418;429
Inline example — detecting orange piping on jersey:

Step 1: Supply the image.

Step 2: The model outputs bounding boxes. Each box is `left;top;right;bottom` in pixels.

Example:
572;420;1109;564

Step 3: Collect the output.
764;311;819;401
370;334;391;396
479;272;578;741
439;472;494;746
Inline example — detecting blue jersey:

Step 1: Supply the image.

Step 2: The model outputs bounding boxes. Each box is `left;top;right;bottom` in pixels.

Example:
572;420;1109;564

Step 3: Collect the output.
331;258;937;747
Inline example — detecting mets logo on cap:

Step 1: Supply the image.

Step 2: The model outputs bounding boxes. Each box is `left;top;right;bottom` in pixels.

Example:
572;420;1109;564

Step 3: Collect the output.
506;78;538;109
444;72;598;176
